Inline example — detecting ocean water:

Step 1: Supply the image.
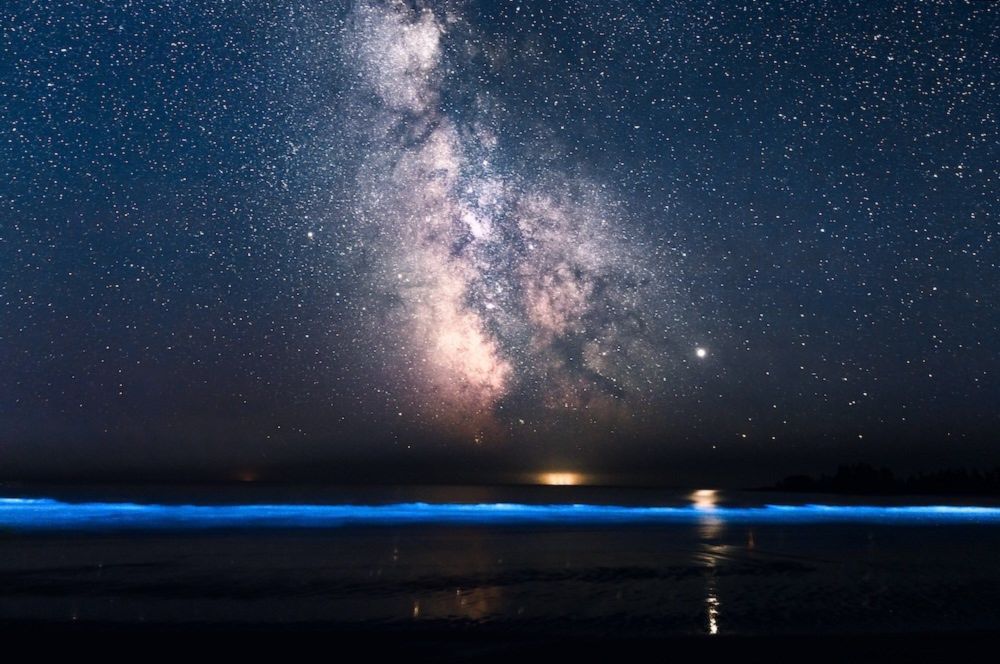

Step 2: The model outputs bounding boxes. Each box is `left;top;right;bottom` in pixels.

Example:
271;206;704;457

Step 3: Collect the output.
1;485;999;636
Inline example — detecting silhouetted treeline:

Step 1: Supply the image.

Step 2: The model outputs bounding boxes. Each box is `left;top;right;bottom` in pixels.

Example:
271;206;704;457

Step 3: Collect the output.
769;463;1000;495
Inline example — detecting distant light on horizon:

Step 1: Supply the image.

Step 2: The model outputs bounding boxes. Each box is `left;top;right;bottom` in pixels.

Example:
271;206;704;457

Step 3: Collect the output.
538;472;584;486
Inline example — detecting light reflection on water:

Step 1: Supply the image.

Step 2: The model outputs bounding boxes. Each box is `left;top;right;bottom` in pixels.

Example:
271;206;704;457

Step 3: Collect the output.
691;489;719;511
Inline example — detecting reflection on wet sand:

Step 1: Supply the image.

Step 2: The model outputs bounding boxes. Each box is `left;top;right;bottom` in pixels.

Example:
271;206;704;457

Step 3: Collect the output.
406;532;504;622
706;587;720;635
411;586;503;622
691;489;723;635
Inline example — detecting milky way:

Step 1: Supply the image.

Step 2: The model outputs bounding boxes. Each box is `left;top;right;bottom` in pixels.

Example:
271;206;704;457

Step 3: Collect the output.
2;0;996;480
345;1;680;442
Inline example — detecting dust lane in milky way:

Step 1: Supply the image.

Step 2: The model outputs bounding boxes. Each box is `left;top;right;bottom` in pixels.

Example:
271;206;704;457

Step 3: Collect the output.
346;2;682;442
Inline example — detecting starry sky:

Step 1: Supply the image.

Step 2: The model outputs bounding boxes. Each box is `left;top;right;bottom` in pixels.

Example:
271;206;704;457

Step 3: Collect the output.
1;0;997;484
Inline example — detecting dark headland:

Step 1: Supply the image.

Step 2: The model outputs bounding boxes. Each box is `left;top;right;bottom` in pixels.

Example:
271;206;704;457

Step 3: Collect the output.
763;463;1000;496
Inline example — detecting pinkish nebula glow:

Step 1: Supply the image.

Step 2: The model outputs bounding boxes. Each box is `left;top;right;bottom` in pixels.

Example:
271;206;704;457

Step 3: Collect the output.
345;1;686;442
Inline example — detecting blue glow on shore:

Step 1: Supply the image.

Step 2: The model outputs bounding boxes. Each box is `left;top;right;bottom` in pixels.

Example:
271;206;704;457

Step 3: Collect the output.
2;497;1000;530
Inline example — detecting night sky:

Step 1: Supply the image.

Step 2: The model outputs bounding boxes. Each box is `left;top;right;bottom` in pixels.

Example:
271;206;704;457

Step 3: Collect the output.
1;1;997;484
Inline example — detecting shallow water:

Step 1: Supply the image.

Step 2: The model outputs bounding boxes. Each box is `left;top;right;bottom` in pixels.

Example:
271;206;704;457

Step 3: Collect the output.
1;487;999;635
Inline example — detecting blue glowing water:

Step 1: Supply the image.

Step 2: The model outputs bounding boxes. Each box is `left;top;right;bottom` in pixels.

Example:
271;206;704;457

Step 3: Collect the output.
2;497;1000;530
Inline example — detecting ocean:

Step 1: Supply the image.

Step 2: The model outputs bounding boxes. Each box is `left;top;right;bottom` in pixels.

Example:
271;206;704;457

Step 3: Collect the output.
1;485;999;637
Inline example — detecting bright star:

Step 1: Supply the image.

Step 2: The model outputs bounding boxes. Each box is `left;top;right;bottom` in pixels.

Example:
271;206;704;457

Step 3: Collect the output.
695;347;708;358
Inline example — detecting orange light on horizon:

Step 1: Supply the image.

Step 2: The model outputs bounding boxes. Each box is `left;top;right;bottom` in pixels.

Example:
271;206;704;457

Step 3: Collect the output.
538;472;584;486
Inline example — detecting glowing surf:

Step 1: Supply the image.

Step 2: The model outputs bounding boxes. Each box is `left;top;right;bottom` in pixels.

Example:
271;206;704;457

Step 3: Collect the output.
2;497;1000;530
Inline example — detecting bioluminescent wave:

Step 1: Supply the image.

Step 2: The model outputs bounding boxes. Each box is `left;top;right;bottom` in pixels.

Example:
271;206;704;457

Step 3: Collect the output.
2;498;1000;530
